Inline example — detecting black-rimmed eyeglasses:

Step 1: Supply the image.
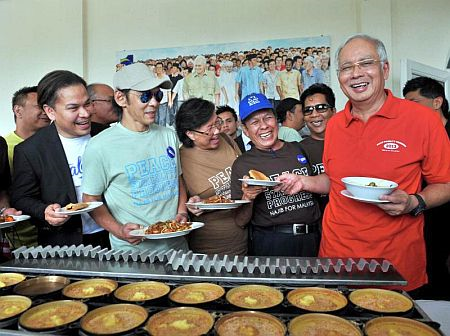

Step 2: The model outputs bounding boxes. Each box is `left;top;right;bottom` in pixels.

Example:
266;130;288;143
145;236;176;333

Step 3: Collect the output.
130;90;164;103
303;104;332;116
190;119;224;136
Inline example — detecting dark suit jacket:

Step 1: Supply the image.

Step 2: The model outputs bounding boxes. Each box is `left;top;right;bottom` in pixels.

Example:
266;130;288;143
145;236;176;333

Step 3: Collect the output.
11;123;83;246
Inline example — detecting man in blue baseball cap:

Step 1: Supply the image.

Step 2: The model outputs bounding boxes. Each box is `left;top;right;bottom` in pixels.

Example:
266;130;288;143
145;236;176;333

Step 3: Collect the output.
231;93;321;256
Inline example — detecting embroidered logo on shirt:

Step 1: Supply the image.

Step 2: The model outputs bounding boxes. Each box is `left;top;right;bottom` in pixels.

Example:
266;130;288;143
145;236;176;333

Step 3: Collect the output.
297;154;308;164
376;140;407;153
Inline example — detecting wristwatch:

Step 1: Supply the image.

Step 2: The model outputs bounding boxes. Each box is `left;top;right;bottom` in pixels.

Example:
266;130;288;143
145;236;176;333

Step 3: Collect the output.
409;194;427;216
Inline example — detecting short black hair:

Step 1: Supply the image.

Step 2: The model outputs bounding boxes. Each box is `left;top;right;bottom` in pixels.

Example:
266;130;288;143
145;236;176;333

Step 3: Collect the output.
247;53;257;61
12;86;38;122
176;98;215;147
37;70;86;109
403;76;449;119
216;105;237;121
300;83;336;110
12;86;37;109
276;98;301;123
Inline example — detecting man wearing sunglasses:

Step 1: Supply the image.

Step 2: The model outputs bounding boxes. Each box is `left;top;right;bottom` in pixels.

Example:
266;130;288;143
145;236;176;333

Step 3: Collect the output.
277;34;450;295
82;62;189;253
299;83;336;215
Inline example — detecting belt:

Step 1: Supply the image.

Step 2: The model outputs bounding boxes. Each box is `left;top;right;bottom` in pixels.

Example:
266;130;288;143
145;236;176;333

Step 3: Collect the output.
255;223;318;235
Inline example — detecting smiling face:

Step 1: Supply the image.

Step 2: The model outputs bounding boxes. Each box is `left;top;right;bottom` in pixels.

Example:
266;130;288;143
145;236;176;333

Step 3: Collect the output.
242;109;282;151
303;93;335;140
118;88;161;132
187;113;221;150
16;92;50;133
337;38;389;108
43;84;91;138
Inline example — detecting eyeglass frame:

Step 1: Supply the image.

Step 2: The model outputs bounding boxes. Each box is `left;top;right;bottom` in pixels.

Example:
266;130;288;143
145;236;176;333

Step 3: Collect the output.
190;119;224;136
336;58;384;75
302;103;333;116
91;97;114;104
128;89;164;103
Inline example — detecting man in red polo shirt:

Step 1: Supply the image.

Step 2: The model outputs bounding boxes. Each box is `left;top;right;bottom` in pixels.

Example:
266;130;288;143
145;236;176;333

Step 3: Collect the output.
277;34;450;294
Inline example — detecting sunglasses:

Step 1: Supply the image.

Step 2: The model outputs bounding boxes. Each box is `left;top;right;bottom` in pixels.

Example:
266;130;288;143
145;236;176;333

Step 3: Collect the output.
303;103;332;116
131;90;164;104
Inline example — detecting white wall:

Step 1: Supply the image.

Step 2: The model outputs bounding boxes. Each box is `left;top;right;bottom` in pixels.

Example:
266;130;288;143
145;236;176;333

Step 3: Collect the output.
1;0;449;135
0;0;83;135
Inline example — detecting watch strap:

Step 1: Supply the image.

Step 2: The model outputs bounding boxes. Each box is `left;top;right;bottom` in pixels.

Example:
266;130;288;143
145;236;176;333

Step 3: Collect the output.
409;193;426;216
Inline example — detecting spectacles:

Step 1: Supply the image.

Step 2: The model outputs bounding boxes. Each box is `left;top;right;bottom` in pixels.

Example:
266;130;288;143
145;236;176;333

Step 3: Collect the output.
190;119;223;136
337;59;383;75
92;98;113;103
130;90;164;103
303;104;332;116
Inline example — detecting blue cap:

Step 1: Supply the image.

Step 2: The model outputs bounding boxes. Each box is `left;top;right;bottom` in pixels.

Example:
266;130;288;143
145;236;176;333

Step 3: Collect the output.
239;93;273;121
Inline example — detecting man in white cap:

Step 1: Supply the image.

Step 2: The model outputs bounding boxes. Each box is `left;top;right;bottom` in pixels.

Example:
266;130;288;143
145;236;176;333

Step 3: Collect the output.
218;60;238;112
183;55;220;105
82;62;189;252
301;56;324;90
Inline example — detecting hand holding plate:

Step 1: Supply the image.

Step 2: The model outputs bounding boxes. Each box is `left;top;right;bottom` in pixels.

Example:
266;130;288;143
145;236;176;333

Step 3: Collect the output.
44;203;69;226
119;222;144;245
241;175;265;200
186;195;204;216
275;173;304;194
377;188;412;216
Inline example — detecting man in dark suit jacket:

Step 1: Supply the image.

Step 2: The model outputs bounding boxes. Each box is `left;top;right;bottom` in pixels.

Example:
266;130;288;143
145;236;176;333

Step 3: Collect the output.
11;70;109;248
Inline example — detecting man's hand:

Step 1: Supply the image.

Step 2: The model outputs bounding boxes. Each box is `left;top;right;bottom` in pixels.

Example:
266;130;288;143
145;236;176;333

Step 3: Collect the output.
186;195;204;217
275;173;305;194
44;203;69;226
116;223;144;245
378;189;415;216
3;208;22;216
241;175;265;200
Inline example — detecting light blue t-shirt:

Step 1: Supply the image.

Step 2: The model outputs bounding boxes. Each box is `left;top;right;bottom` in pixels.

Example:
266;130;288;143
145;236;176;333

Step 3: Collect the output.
236;65;263;98
82;123;187;252
278;125;302;143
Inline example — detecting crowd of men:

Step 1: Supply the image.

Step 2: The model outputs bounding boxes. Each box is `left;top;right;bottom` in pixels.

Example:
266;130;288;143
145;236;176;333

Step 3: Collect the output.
115;45;331;128
1;34;449;300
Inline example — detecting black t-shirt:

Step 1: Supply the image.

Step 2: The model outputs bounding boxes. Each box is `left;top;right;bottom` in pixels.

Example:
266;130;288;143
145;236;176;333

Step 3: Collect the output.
169;74;183;91
231;141;320;227
299;137;328;214
0;136;11;192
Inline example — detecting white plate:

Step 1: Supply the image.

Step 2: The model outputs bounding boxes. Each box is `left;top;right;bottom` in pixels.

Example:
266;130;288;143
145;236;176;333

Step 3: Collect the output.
340;190;391;204
238;178;280;187
0;215;31;229
186;200;251;210
57;201;103;215
129;222;205;239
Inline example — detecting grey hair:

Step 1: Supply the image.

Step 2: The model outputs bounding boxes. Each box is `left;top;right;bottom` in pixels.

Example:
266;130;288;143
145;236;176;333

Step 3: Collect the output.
335;34;388;66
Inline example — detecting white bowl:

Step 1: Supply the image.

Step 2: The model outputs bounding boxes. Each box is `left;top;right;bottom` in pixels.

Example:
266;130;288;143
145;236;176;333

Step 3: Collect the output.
341;177;398;200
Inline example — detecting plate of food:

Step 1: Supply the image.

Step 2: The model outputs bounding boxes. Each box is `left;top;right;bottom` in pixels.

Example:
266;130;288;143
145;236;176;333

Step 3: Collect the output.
0;215;31;228
57;202;103;215
187;195;251;210
239;169;280;187
129;220;204;239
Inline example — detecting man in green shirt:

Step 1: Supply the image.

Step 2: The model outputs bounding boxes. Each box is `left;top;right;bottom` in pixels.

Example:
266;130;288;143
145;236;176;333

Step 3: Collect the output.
4;86;50;247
